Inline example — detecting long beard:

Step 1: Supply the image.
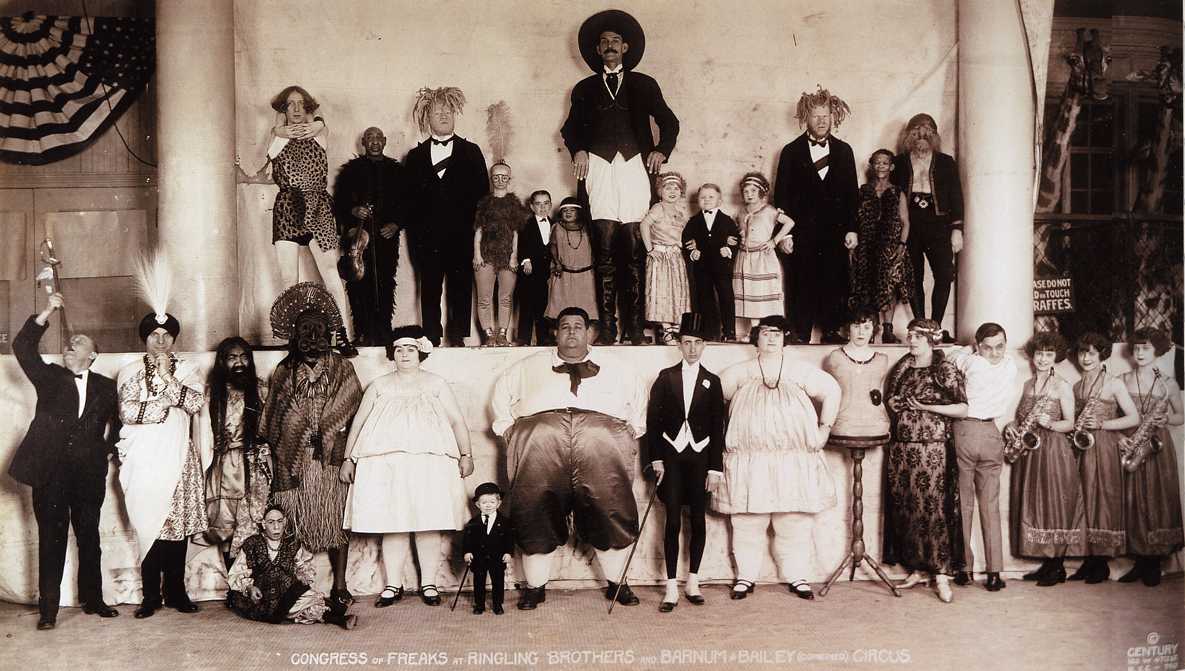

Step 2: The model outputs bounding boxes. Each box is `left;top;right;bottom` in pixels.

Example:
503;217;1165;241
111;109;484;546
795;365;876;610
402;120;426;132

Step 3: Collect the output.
227;368;252;389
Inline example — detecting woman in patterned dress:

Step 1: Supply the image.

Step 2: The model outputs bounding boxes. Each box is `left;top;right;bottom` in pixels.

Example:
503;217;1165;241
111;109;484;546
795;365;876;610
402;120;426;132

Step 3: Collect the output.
850;150;913;342
1118;328;1182;586
243;85;353;342
882;319;967;603
1007;332;1083;586
641;172;692;343
732;173;794;326
1068;332;1140;584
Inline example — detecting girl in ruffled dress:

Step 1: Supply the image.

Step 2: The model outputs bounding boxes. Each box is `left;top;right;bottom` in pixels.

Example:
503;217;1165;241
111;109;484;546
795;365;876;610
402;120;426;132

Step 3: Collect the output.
641;172;692;343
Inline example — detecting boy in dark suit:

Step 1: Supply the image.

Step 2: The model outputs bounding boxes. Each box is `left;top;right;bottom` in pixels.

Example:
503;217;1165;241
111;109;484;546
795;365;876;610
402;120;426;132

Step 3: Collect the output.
682;184;740;342
10;293;121;630
462;482;515;614
515;190;554;346
645;313;725;612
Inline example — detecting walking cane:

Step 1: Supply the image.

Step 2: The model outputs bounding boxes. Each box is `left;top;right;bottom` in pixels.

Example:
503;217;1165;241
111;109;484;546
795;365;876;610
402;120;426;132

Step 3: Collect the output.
450;562;471;612
608;479;659;615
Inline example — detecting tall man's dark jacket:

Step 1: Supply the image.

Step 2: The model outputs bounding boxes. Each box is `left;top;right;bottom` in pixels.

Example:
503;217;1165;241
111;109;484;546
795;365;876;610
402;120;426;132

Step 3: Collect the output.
560;72;679;163
402;137;489;256
10;317;119;488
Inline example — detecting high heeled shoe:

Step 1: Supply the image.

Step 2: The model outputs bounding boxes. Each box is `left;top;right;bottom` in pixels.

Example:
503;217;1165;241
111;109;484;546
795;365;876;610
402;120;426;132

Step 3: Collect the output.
897;572;927;590
934;577;953;603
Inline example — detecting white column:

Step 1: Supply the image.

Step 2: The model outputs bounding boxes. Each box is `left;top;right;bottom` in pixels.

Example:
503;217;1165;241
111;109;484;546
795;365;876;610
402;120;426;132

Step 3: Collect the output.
155;0;238;349
957;0;1036;342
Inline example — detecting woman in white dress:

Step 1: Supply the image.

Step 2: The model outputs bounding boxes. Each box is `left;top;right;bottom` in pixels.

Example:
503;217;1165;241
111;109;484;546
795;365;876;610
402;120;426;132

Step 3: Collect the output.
341;325;474;607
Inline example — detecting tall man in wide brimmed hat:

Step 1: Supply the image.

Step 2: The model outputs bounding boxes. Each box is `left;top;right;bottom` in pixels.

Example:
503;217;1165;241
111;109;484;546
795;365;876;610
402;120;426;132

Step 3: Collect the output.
561;9;679;345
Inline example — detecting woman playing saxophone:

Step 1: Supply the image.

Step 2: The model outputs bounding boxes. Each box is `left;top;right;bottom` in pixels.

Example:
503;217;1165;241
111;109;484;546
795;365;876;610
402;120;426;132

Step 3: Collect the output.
1118;328;1183;587
1069;332;1139;584
1008;332;1083;586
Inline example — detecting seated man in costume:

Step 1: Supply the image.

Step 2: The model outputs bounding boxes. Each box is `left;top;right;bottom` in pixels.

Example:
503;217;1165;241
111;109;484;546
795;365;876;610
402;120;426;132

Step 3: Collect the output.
228;505;357;629
491;307;647;609
261;282;363;610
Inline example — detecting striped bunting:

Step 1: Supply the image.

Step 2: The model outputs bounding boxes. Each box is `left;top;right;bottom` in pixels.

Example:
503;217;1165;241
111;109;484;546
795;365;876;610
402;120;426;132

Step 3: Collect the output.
0;13;154;165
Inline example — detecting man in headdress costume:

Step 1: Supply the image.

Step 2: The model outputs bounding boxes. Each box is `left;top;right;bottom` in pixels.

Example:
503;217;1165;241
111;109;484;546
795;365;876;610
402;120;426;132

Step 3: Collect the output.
116;305;207;619
491;307;647;610
332;126;407;347
198;337;271;569
561;9;680;345
403;87;490;347
261;282;363;608
772;86;859;344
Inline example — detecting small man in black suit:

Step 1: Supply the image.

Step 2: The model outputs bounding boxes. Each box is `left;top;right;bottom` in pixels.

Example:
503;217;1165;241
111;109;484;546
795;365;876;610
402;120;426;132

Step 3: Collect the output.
646;313;725;612
462;482;515;615
403;86;490;347
9;293;121;630
515;190;555;346
682;184;740;342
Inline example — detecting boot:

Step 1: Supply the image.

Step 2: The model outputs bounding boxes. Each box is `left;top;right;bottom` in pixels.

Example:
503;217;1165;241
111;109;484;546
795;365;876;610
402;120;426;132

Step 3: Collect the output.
1068;556;1096;581
1118;557;1145;583
1084;558;1110;584
882;323;898;344
1142;557;1163;587
1023;558;1057;581
1036;558;1067;587
495;328;510;347
482;328;495;347
335;326;358;358
324;611;358;630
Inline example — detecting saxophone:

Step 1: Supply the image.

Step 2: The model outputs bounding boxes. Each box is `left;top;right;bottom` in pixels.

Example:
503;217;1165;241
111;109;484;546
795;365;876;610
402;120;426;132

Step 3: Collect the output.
1071;366;1106;451
1120;371;1170;472
1004;379;1057;463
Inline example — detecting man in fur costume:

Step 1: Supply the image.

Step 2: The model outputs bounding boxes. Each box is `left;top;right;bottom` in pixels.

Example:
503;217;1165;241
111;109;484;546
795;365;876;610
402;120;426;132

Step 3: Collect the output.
403;87;490;347
261;282;363;609
772;86;859;344
561;9;679;345
333;127;407;347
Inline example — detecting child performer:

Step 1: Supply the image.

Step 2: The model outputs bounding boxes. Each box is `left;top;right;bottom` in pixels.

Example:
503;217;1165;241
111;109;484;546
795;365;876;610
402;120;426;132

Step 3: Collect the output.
545;197;600;322
462;482;515;614
641;172;693;344
851;150;913;342
473;162;526;346
732;173;794;329
1119;328;1182;586
227;505;357;629
646;313;725;611
683;184;740;342
516;190;554;346
1069;332;1140;584
1008;332;1083;587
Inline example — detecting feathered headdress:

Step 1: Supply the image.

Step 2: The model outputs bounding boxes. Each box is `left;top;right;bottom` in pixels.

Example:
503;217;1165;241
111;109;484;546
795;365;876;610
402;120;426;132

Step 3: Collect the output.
413;86;466;135
485;100;513;164
270;281;344;340
795;85;852;129
133;251;180;340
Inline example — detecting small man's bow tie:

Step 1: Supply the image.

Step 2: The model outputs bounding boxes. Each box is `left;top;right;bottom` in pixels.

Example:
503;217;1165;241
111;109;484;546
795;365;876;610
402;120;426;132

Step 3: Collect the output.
552;360;600;395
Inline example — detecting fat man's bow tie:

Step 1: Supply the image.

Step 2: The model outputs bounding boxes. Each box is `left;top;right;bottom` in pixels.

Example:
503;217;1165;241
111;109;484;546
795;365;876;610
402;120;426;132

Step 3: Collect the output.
552;360;601;395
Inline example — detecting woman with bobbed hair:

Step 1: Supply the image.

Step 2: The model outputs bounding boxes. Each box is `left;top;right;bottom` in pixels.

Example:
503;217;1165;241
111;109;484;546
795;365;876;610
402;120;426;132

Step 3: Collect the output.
1008;331;1083;586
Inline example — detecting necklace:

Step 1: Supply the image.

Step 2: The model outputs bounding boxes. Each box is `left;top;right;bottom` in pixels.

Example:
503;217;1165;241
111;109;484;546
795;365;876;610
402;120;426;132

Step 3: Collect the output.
564;225;583;250
841;346;875;365
756;352;782;389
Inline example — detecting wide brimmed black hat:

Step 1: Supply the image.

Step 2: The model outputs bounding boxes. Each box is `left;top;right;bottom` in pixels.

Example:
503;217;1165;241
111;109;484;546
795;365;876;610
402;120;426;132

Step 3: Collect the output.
677;312;707;339
578;9;645;73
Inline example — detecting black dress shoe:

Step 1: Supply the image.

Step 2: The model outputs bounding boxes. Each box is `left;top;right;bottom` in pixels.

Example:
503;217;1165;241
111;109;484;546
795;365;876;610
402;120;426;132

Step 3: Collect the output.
1068;558;1093;581
788;581;815;600
492;604;505;615
134;602;160;619
472;605;485;614
37;616;55;631
658;601;676;613
1142;562;1162;587
516;586;545;610
1023;559;1056;581
165;598;199;613
1084;559;1110;584
1037;566;1067;587
1118;561;1144;583
419;585;442;606
685;593;705;605
985;573;1006;591
605;581;640;606
374;586;403;608
83;602;119;617
730;580;755;600
953;571;972;586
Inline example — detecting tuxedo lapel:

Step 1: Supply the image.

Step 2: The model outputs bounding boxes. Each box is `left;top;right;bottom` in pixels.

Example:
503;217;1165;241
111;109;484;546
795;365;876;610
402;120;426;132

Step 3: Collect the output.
688;367;708;417
666;367;684;420
78;373;100;419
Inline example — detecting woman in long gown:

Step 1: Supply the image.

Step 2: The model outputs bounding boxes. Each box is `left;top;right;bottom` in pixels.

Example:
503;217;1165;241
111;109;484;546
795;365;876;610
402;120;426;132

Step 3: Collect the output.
341;325;474;607
732;173;794;323
1007;332;1083;586
882;318;967;603
1119;328;1182;586
849;149;913;342
712;315;840;601
1068;332;1139;584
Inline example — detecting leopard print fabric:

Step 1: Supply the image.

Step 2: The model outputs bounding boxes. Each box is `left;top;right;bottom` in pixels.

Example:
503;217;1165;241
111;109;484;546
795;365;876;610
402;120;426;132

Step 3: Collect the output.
271;138;339;252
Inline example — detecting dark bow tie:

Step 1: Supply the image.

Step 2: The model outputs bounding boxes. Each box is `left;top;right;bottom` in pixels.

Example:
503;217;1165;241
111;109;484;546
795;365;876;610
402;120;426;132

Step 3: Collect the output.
431;136;454;146
605;71;620;94
73;373;84;379
552;360;600;395
703;210;715;216
808;136;829;148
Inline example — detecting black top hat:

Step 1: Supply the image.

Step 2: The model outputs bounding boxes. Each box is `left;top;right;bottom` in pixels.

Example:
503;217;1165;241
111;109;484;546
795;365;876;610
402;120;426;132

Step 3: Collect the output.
578;9;645;73
677;312;707;339
473;482;503;500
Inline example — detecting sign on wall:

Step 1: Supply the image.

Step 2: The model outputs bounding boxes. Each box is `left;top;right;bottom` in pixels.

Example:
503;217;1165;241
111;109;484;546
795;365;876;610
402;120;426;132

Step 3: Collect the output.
1034;274;1075;314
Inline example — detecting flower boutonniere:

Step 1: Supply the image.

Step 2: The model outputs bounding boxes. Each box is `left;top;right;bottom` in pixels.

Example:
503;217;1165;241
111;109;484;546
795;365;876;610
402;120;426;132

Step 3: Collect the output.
701;379;711;390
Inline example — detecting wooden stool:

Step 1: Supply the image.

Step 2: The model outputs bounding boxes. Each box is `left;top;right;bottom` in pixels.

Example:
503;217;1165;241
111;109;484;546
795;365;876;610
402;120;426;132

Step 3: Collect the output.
819;434;900;598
